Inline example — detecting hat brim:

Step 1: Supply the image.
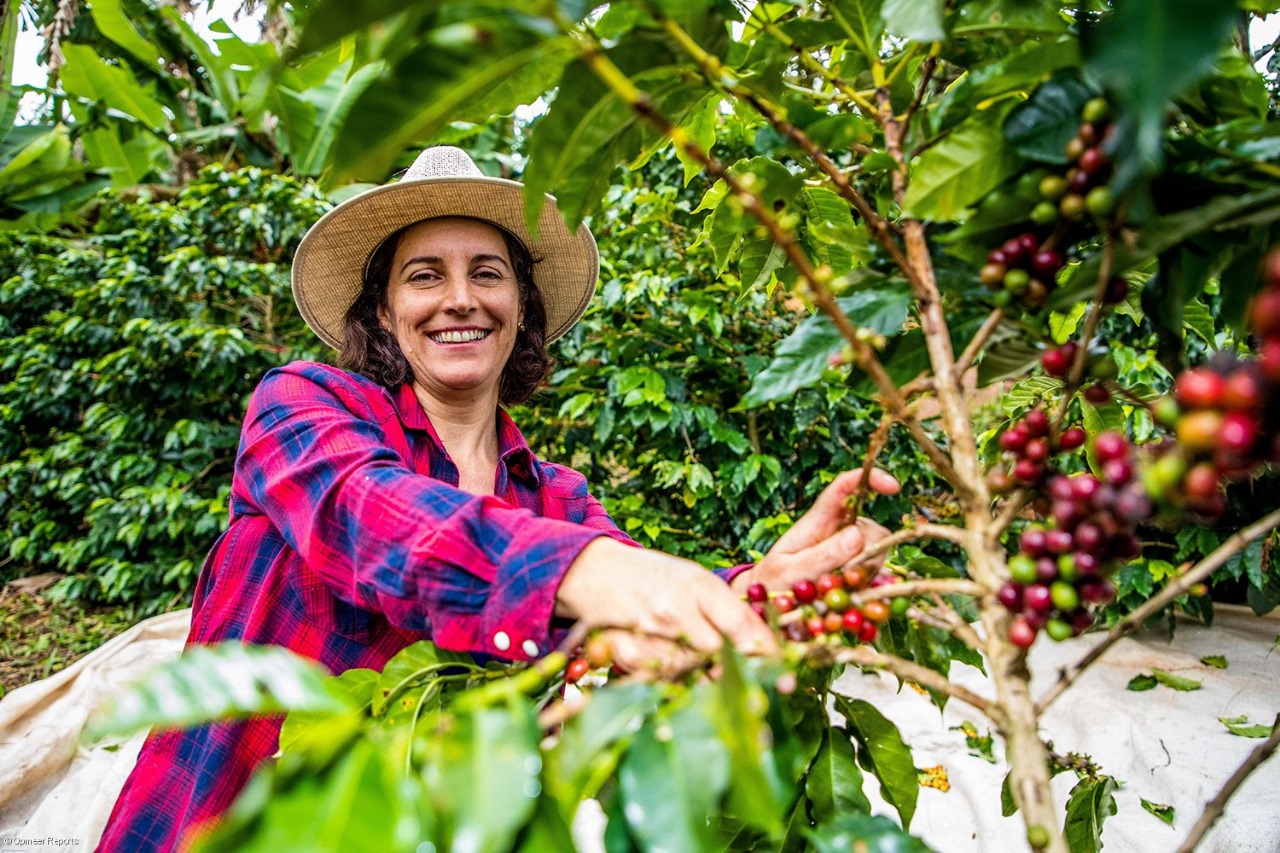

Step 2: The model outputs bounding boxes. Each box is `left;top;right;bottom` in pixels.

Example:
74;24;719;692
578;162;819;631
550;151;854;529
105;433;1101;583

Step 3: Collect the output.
291;176;598;350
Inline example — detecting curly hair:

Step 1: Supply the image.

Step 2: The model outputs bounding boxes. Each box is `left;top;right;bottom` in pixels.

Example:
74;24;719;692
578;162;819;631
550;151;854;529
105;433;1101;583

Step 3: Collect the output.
338;218;552;407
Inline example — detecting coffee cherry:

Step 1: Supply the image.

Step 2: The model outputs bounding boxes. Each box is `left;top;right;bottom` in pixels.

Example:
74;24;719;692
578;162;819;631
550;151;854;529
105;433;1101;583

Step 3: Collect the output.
1032;250;1065;277
1079;577;1115;605
890;596;911;616
747;582;768;603
1059;427;1087;451
1103;277;1130;305
1176;409;1224;453
1024;584;1053;613
1152;396;1180;427
1223;370;1264;411
987;248;1009;266
1092;431;1128;463
998;582;1024;611
816;572;844;597
1065;137;1087;161
1036;556;1060;583
1004;268;1031;293
863;600;891;623
1079;147;1107;176
774;593;797;613
858;621;879;643
793;579;818;604
842;607;866;633
565;657;591;684
1082;97;1111;124
584;635;613;669
988;469;1016;494
1014;458;1044;484
1009;553;1038;584
1041;346;1072;378
1030;201;1059;225
1009;616;1037;648
1045;618;1074;642
1025;279;1050;307
1039;175;1069;201
1021;529;1049;557
1083;383;1111;404
1183;462;1220;502
1176;368;1225;409
806;615;827;637
750;602;768;620
1024;409;1050;436
1050;581;1080;611
1219;411;1259;454
824;611;845;634
980;263;1007;288
1250;289;1280;338
1057;554;1078;581
1103;457;1133;485
1025;437;1050;462
842;567;870;590
824;588;851;612
1058;193;1085;220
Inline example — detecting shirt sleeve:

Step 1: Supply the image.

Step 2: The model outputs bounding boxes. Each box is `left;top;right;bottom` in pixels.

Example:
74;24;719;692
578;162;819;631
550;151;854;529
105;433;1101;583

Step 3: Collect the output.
231;365;609;660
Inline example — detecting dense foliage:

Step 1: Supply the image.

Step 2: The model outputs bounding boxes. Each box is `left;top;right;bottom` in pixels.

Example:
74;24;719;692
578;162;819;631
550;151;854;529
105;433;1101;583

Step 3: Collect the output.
0;167;326;607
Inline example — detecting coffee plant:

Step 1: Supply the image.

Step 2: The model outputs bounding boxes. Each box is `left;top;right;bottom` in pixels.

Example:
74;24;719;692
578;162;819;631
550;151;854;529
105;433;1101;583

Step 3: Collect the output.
61;0;1280;851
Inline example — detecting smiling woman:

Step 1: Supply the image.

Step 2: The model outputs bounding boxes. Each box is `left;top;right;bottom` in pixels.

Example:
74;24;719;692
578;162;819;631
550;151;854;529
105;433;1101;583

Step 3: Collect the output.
94;146;898;851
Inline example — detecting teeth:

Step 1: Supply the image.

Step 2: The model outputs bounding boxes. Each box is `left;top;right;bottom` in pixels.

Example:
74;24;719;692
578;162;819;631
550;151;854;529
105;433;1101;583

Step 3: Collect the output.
430;329;489;343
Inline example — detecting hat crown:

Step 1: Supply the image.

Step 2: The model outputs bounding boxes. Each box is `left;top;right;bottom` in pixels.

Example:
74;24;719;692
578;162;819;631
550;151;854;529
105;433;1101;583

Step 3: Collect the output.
403;146;485;182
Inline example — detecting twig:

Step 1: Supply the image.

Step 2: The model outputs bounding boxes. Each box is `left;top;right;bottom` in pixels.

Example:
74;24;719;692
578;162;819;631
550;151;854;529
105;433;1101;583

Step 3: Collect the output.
928;592;986;650
992;490;1032;537
851;577;984;603
1174;718;1280;853
750;9;879;115
1037;506;1280;712
848;414;894;521
900;46;940;135
955;307;1005;377
822;644;1000;722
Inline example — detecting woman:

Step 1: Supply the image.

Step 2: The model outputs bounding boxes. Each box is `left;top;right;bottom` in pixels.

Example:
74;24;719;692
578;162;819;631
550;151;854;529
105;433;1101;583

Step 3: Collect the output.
98;147;896;851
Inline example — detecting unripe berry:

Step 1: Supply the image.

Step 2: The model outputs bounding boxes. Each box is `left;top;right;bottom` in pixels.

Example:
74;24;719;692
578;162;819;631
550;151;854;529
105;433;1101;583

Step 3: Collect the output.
1060;193;1086;221
1039;175;1068;201
1050;581;1080;611
824;588;851;612
1176;409;1224;453
1045;618;1074;642
1009;553;1038;584
824;611;845;634
863;600;891;623
980;263;1007;288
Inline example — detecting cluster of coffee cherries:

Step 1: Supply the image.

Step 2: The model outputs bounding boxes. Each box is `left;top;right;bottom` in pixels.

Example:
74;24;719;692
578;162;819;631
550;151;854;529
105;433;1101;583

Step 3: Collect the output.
564;634;614;685
747;570;900;645
998;431;1150;646
1029;98;1116;227
979;232;1067;310
988;408;1086;491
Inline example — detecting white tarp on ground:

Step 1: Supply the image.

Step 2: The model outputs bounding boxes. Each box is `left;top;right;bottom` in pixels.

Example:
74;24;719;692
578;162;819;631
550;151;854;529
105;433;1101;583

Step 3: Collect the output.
1;605;1277;851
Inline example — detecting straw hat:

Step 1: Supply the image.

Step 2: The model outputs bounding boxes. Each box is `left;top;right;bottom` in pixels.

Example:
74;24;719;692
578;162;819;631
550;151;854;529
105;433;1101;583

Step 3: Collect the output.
291;146;599;349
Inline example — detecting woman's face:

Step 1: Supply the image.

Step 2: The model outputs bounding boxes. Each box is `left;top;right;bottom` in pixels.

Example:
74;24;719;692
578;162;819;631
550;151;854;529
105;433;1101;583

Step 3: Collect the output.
378;217;522;406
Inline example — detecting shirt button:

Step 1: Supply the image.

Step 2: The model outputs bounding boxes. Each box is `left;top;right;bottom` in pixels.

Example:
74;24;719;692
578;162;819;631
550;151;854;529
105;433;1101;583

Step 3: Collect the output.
493;631;511;651
522;639;539;658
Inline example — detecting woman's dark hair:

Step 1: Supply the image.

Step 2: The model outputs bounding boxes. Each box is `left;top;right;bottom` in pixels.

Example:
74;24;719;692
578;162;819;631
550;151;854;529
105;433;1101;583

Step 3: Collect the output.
338;218;553;407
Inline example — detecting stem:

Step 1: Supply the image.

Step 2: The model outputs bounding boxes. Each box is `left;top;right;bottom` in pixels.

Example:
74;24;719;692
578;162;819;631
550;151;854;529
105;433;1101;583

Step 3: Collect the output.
1037;506;1280;712
955;307;1005;378
850;578;984;602
1174;718;1280;853
823;644;999;721
848;414;893;521
751;10;879;114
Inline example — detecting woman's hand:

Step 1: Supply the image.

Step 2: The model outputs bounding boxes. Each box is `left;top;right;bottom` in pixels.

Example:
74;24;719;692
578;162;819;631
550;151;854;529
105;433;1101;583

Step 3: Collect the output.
555;537;778;677
732;468;899;596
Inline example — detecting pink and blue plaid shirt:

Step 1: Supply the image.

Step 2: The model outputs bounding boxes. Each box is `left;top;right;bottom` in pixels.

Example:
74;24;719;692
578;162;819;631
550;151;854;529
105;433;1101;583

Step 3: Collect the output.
98;361;645;851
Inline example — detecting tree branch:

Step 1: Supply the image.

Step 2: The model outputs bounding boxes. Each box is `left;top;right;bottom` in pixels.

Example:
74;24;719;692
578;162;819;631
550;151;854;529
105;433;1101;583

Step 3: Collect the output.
822;643;1000;722
1174;718;1280;853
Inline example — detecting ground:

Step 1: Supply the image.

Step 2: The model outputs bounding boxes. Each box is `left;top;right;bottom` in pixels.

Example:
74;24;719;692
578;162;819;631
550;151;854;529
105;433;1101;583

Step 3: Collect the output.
0;582;139;697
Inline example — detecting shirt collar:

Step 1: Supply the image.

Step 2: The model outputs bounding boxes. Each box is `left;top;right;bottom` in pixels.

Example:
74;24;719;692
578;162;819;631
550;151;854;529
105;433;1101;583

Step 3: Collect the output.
390;383;540;488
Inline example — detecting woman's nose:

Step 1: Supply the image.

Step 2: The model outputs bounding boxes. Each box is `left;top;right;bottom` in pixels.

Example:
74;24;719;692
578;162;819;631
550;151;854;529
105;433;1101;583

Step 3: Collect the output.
441;273;476;313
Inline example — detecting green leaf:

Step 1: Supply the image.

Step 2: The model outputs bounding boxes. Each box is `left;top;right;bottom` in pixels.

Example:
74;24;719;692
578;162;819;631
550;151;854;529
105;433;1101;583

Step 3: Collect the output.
551;682;659;803
88;0;165;69
1004;74;1094;164
676;94;720;185
86;644;346;741
58;43;170;130
1063;775;1118;853
293;0;431;56
194;739;405;853
977;323;1042;386
1218;715;1274;738
421;704;541;853
159;7;240;112
881;0;944;43
711;650;787;834
1082;0;1238;175
902;106;1022;221
835;697;918;829
1127;674;1157;692
740;283;912;409
1199;655;1227;669
1140;798;1175;827
905;556;959;579
1152;668;1202;691
806;814;931;853
373;641;473;716
618;690;731;851
806;727;872;824
280;667;378;752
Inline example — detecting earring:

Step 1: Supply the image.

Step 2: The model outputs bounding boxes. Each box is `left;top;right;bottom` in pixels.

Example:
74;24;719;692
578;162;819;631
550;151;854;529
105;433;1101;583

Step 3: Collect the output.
518;322;526;332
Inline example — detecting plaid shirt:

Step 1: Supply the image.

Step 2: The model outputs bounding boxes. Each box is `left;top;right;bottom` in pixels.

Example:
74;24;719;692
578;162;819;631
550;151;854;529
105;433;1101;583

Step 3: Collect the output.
98;361;646;851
